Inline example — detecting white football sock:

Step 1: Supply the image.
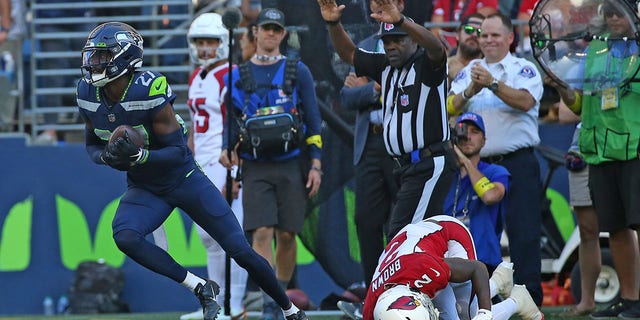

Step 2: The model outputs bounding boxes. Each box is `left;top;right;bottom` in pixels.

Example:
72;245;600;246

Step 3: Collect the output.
181;271;207;292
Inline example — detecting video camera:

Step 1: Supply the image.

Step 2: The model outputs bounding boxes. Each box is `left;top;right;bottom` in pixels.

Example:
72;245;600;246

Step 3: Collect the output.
451;122;468;144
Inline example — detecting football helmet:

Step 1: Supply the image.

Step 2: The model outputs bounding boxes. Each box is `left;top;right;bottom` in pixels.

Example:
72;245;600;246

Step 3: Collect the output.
81;22;144;87
373;285;438;320
187;13;229;67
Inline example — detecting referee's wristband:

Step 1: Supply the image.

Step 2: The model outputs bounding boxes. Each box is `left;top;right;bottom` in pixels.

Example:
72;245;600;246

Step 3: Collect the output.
325;19;340;25
393;15;405;27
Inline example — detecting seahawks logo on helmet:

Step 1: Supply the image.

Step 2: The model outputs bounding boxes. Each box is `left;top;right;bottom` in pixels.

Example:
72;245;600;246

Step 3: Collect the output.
81;22;144;87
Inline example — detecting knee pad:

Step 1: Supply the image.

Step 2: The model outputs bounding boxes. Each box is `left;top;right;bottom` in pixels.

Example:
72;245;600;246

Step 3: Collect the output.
113;229;144;253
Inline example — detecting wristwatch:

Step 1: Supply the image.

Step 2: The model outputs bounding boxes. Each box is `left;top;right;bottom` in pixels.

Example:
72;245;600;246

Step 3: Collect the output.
489;79;499;92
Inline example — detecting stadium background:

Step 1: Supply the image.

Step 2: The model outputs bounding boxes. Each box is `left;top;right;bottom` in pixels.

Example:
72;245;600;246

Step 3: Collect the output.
0;0;581;315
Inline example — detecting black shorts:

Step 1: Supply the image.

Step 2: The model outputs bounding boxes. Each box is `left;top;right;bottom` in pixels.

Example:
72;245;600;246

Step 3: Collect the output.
589;159;640;231
241;157;307;233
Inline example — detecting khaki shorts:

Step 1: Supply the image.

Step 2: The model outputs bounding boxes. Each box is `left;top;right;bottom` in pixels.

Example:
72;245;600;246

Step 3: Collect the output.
568;166;592;207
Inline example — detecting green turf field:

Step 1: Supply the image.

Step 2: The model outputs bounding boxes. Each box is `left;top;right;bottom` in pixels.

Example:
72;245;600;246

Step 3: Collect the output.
0;306;597;320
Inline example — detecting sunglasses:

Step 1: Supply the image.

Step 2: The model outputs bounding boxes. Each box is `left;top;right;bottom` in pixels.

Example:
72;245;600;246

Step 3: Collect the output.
602;5;623;18
604;9;623;18
463;25;482;36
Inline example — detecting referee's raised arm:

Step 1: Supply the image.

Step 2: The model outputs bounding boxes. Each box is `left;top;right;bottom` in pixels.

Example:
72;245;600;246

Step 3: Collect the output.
317;0;356;65
370;0;445;63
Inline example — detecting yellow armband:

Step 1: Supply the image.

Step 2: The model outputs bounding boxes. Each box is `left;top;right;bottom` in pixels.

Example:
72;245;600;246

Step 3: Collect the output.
473;177;495;198
566;90;582;114
446;95;461;116
306;135;323;149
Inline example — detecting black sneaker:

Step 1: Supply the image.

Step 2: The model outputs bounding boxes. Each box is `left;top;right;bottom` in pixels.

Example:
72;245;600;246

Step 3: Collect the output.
619;300;640;319
194;280;221;320
591;298;635;318
285;310;309;320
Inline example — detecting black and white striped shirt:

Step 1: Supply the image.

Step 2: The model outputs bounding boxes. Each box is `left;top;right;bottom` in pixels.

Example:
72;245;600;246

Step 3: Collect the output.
354;48;450;156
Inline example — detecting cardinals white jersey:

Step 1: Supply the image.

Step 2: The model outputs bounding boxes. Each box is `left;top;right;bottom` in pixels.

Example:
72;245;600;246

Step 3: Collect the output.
362;215;477;320
188;64;229;167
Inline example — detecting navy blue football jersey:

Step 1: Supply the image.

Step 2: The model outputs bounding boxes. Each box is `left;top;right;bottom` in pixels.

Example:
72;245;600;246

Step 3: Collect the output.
77;70;197;194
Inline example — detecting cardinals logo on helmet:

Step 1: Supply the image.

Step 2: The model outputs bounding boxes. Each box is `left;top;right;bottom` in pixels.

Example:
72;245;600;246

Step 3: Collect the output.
387;296;421;311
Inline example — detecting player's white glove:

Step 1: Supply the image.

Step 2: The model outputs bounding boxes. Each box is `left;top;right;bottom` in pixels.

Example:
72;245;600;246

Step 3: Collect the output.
471;309;493;320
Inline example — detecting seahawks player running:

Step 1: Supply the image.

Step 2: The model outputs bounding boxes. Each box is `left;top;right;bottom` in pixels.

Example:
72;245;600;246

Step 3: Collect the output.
76;22;307;320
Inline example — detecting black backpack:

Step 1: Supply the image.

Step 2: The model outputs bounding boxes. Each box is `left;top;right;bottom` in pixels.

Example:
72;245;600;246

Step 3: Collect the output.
68;260;130;314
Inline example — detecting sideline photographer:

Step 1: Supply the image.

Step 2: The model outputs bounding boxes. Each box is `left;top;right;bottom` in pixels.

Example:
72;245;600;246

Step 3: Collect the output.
443;112;510;273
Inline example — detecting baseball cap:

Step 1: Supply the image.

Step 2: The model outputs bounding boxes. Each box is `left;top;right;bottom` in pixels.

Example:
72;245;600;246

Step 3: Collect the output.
375;18;414;39
256;8;285;29
456;112;485;134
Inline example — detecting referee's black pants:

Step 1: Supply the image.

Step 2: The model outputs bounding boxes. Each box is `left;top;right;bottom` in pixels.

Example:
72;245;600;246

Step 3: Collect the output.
386;148;456;238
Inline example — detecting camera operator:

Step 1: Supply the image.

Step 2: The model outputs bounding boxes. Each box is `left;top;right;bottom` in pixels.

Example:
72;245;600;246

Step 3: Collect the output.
443;112;511;273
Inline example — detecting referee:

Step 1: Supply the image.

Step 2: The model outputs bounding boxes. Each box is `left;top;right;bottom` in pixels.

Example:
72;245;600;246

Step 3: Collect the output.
318;0;456;237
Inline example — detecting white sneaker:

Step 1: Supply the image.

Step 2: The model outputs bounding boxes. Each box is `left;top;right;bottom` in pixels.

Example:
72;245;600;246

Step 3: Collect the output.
180;308;204;320
510;285;543;320
218;308;247;320
490;262;513;297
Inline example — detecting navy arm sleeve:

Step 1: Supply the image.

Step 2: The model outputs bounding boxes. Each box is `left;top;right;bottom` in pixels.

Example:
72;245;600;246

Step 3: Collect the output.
85;126;106;165
145;129;190;166
296;62;322;160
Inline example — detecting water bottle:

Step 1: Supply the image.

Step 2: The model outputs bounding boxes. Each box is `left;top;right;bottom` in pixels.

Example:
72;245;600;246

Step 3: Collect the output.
57;295;69;315
1;51;14;81
2;51;13;73
43;296;54;315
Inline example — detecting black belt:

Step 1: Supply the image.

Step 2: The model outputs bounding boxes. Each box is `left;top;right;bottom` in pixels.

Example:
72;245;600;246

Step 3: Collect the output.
392;141;453;168
369;123;383;135
482;147;534;163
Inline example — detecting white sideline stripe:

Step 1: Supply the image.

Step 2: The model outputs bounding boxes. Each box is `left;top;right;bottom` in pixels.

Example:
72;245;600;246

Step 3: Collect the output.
245;310;345;317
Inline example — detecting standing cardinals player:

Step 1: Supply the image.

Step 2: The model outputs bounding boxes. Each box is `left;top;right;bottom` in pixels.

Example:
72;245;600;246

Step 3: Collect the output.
362;215;543;320
178;12;249;320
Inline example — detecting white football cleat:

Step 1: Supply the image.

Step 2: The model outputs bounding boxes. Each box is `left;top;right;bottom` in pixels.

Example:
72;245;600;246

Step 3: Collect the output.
490;261;514;297
510;285;543;320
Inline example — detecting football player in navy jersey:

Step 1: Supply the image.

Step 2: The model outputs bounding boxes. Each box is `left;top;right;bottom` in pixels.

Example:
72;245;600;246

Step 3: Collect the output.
76;22;308;320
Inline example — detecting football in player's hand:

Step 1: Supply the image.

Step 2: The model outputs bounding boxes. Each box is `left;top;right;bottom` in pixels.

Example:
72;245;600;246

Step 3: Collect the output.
109;124;144;147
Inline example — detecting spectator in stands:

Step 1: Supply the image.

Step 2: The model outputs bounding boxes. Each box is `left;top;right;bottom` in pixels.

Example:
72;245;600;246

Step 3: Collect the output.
34;0;92;144
431;0;498;52
220;8;323;320
240;0;261;26
397;0;432;27
448;12;544;306
443;112;509;274
548;1;640;315
447;13;485;85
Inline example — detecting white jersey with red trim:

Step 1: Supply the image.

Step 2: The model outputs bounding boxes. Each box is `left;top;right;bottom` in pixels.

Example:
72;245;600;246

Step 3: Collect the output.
187;64;229;167
362;215;477;320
